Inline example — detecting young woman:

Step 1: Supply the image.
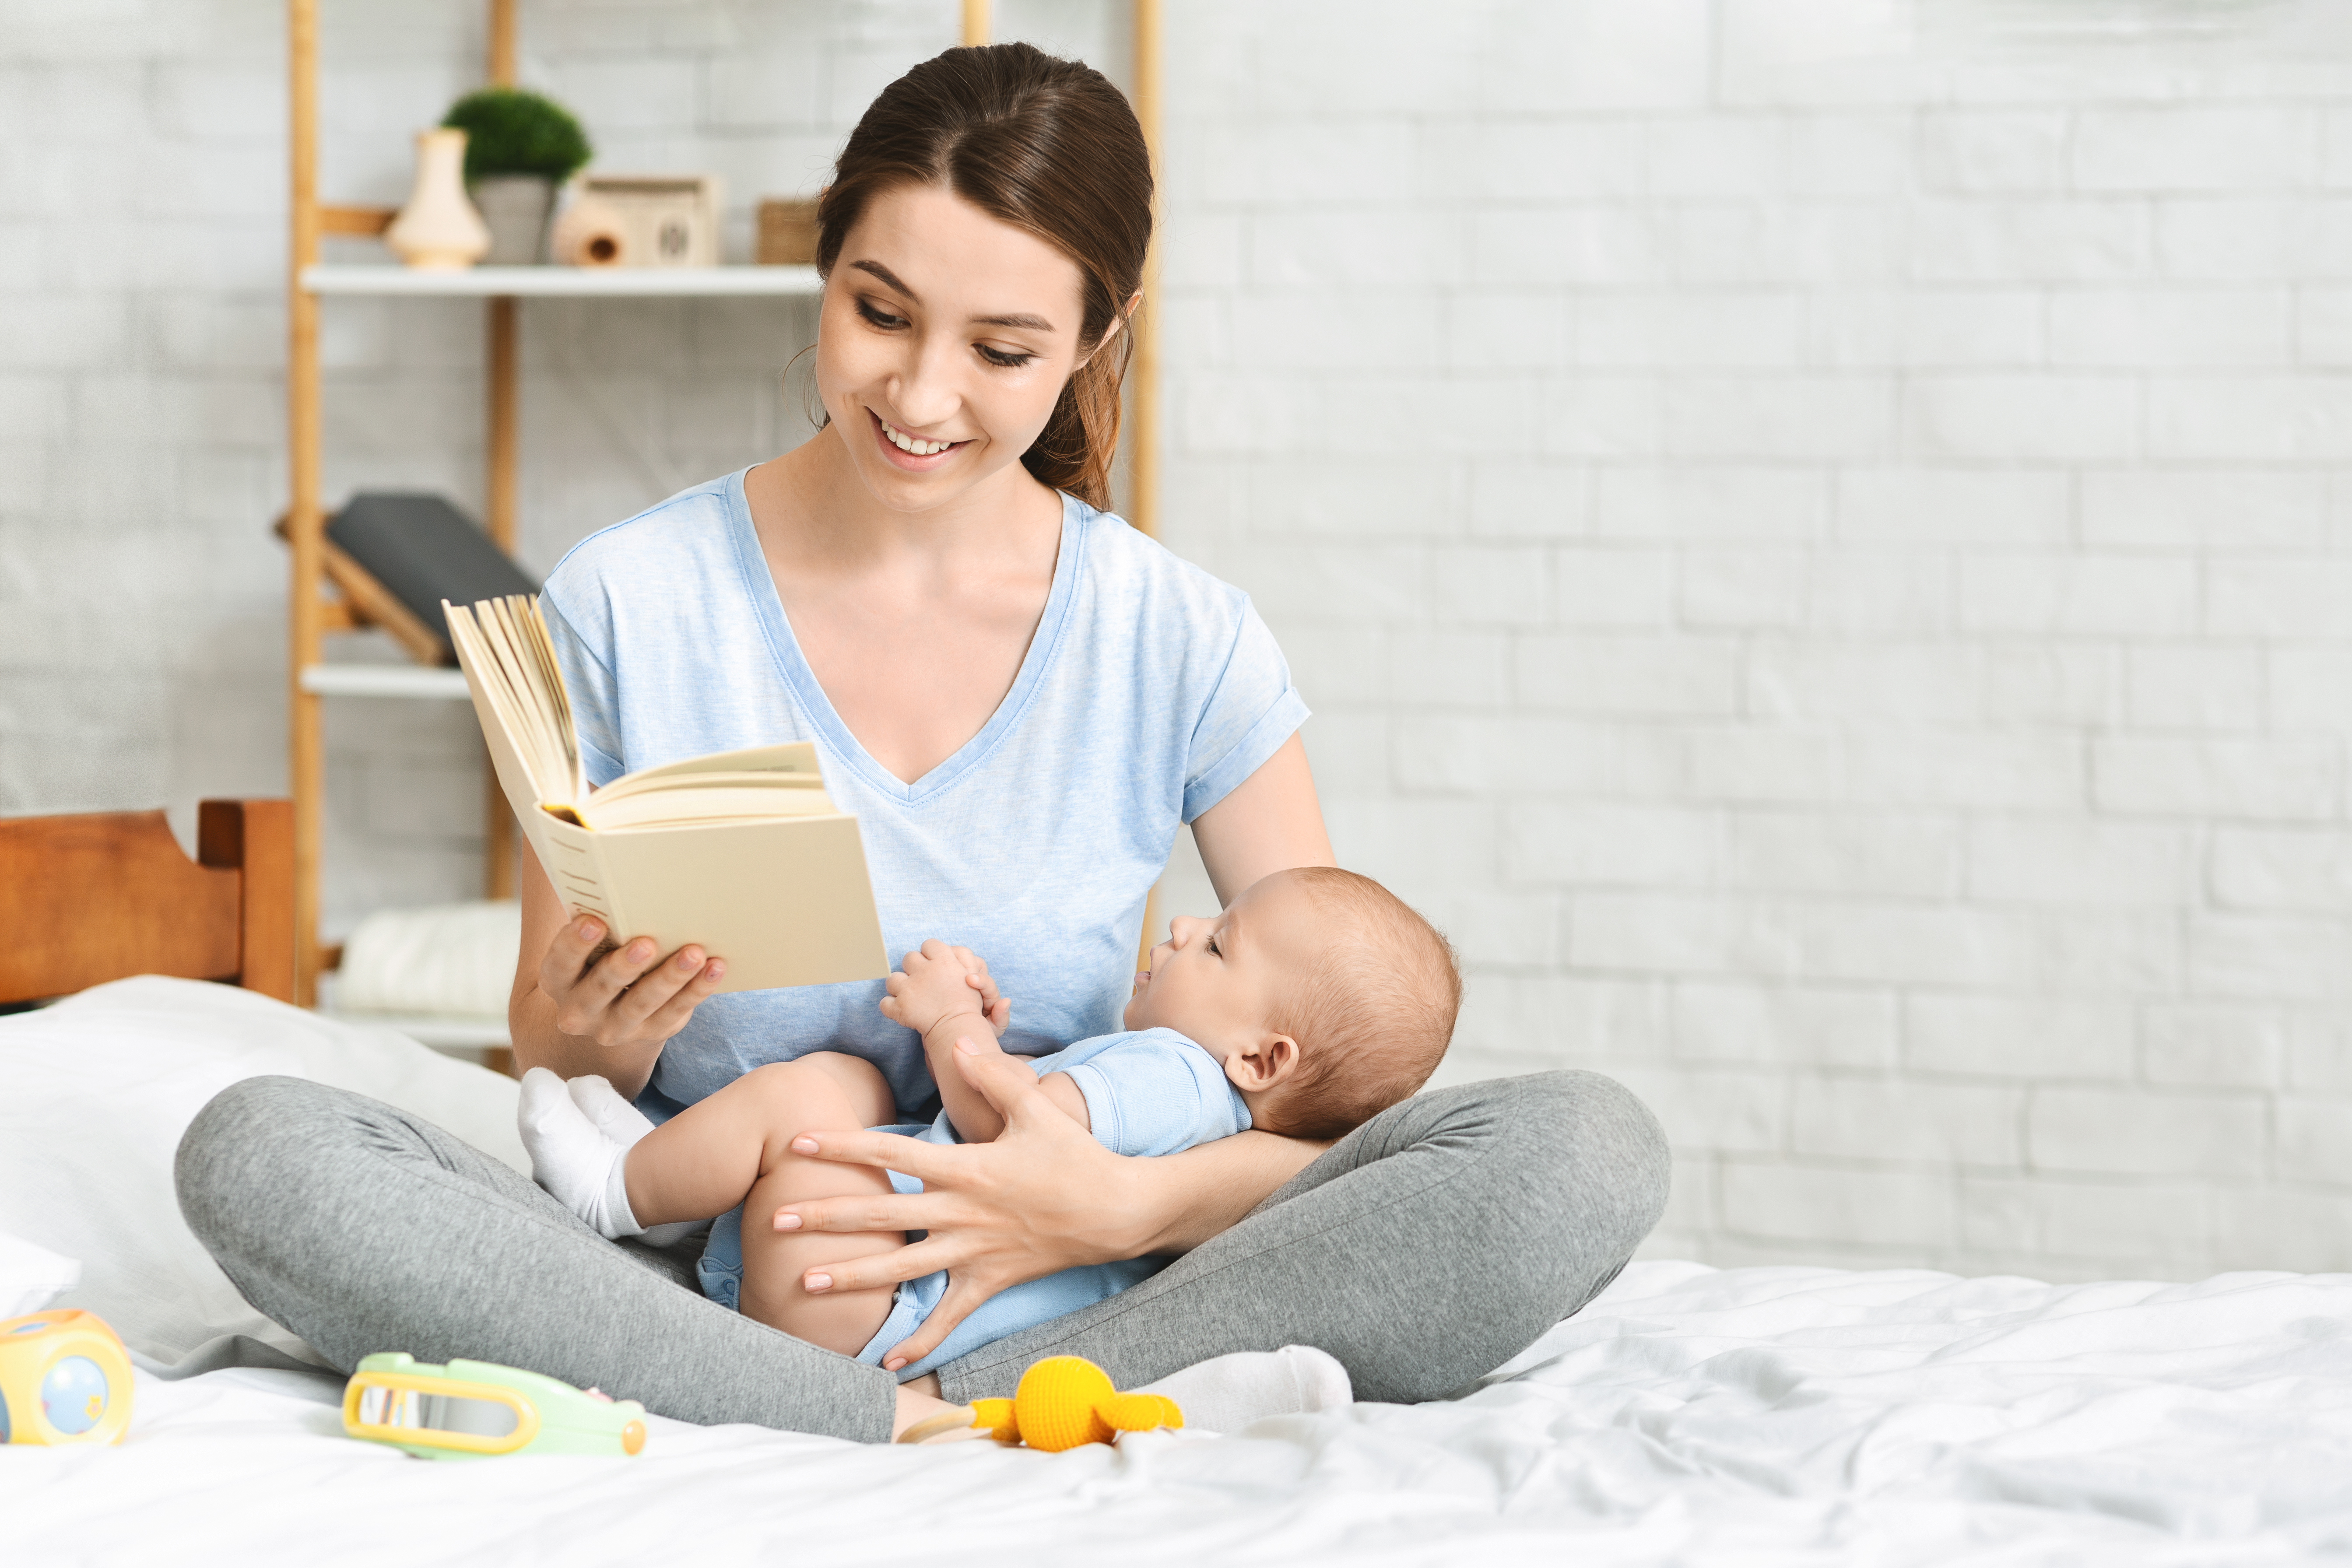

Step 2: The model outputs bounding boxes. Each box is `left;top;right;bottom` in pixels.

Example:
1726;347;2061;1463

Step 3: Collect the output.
178;43;1669;1442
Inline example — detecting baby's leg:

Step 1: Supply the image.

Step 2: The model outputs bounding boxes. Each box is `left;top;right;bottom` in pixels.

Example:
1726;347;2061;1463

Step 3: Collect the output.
625;1053;903;1357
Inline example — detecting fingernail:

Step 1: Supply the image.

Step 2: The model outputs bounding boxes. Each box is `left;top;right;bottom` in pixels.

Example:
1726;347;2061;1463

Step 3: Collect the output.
805;1273;832;1293
774;1212;801;1231
884;1358;905;1371
790;1135;819;1154
628;940;653;962
706;961;725;980
677;951;697;970
956;1036;979;1054
580;918;603;940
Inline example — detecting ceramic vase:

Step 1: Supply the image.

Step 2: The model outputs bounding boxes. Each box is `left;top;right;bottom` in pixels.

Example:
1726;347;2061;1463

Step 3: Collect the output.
386;129;490;271
470;175;555;266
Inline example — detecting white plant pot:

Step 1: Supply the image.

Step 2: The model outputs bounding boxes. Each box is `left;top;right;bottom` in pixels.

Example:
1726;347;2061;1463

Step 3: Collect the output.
470;175;555;266
386;128;490;271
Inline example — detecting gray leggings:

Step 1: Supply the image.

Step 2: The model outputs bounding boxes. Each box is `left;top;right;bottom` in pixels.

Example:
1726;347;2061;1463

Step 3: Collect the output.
175;1070;1668;1444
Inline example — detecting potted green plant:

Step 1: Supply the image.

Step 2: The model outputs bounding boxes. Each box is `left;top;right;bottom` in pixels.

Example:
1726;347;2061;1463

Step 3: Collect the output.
441;87;592;265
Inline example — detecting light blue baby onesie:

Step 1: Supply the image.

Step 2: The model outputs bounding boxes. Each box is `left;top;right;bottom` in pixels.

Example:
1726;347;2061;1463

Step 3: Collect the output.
695;1026;1250;1380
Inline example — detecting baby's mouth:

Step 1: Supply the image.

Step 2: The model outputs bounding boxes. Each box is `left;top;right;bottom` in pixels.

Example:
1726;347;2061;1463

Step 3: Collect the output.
1131;970;1150;998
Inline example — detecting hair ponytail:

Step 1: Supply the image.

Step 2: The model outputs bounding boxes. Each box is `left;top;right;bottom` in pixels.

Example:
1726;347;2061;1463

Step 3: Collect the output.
814;42;1151;512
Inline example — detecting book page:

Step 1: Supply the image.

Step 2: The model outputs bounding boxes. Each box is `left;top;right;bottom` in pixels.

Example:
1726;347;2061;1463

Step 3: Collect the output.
582;785;839;831
445;596;582;810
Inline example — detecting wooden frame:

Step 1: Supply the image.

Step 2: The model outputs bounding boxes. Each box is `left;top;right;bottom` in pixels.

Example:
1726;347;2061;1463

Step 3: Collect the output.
0;800;295;1007
287;0;1166;1000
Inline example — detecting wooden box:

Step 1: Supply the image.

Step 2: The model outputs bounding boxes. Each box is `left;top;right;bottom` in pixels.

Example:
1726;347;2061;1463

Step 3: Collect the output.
579;174;723;267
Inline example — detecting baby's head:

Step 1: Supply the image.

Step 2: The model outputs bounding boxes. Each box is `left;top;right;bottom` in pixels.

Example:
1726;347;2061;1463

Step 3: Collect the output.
1125;866;1460;1140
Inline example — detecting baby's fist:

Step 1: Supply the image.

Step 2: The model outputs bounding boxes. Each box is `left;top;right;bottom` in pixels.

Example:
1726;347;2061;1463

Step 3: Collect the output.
879;938;999;1038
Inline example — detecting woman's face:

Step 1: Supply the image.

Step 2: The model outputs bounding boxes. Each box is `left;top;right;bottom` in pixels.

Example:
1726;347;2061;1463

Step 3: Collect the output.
814;182;1095;512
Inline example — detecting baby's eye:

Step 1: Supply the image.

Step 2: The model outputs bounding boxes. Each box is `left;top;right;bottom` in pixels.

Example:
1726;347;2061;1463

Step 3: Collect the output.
1205;935;1221;958
856;298;909;330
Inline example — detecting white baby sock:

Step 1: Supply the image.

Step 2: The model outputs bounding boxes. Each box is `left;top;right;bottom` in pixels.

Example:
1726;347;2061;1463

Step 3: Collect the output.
561;1074;703;1247
1138;1344;1354;1435
567;1073;657;1145
517;1067;644;1241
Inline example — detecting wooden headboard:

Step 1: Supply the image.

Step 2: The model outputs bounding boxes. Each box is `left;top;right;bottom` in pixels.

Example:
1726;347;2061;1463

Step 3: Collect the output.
0;799;294;1006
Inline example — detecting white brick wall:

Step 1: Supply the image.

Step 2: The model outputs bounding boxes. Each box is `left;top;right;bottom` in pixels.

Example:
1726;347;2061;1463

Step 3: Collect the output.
1156;0;2352;1283
8;0;2352;1282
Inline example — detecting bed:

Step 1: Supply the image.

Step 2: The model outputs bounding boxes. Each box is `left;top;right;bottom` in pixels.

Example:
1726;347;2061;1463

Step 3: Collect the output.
5;805;2348;1564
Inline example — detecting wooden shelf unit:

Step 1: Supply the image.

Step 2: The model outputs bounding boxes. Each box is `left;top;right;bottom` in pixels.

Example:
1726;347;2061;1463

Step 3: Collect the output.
285;0;1165;1002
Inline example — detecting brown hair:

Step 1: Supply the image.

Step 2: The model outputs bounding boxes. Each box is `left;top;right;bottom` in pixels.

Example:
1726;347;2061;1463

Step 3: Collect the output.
1257;868;1462;1142
814;42;1151;512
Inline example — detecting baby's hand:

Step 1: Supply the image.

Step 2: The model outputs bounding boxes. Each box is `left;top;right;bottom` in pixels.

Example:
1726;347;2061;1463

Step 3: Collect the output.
879;940;1010;1040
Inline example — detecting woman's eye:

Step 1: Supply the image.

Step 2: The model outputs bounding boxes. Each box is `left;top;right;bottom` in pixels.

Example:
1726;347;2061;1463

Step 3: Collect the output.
855;298;908;330
976;343;1036;368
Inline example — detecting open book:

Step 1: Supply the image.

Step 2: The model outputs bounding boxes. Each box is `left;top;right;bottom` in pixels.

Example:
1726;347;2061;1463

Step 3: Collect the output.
444;595;887;993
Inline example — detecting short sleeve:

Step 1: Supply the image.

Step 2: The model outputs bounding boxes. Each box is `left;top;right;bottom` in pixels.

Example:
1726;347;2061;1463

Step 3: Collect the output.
1181;600;1310;824
1053;1028;1250;1157
541;589;626;788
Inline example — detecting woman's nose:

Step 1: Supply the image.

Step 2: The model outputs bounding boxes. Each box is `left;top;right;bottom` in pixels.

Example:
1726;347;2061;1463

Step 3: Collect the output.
889;338;962;430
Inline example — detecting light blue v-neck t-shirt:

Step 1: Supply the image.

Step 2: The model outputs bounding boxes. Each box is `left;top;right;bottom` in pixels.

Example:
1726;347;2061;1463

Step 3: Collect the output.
539;469;1309;1120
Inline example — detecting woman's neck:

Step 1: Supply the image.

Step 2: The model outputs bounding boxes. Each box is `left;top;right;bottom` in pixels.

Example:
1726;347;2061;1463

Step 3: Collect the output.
743;426;1067;786
752;427;1057;576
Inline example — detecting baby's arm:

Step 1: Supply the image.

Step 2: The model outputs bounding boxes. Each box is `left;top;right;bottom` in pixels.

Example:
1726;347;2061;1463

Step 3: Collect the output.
877;942;1088;1142
937;1032;1094;1143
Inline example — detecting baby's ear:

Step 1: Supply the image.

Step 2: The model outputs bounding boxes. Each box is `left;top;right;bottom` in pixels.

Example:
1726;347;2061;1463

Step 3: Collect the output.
1229;1034;1299;1091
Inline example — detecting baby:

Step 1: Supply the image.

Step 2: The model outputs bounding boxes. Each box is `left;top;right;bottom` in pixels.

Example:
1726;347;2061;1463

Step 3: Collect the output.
520;865;1460;1380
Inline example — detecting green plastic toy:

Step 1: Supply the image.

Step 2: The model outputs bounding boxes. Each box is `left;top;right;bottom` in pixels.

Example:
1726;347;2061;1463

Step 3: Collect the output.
342;1353;646;1459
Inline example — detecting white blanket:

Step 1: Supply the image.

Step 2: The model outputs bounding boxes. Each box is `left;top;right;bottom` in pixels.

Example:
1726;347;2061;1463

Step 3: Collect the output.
14;1260;2351;1565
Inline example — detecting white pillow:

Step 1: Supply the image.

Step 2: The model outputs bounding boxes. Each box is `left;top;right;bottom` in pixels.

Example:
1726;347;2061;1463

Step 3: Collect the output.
0;1232;81;1319
0;976;526;1363
334;898;521;1017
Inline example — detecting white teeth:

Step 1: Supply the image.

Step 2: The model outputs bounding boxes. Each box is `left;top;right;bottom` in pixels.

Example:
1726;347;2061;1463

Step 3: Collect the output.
881;417;954;457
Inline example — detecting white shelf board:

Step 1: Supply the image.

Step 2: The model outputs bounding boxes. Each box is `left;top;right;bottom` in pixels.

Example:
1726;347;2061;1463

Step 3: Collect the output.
299;664;471;700
302;263;822;298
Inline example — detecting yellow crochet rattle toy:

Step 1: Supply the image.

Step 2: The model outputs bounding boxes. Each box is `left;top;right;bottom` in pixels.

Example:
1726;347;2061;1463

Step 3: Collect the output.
902;1356;1180;1450
0;1309;135;1447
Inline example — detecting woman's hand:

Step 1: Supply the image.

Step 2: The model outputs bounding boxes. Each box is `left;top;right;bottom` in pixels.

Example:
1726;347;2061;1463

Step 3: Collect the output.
772;1042;1151;1369
772;1042;1325;1371
539;915;726;1052
512;839;727;1094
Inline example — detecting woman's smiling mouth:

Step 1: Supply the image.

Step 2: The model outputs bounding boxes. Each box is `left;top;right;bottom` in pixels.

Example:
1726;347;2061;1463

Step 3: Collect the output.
871;410;967;465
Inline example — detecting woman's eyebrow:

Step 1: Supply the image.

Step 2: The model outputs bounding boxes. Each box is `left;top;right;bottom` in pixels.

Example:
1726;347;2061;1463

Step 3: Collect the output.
845;260;1055;333
849;258;916;296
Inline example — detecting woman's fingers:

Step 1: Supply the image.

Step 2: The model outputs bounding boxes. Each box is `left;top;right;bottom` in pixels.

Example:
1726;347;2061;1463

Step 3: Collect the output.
881;1272;1007;1369
542;915;716;1047
550;932;651;1035
632;951;723;1040
804;1233;976;1298
781;1126;975;1188
953;1038;1052;1123
539;915;609;993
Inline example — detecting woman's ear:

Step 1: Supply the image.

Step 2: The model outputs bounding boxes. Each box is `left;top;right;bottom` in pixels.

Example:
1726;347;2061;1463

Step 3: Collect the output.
1228;1034;1299;1092
1073;291;1144;372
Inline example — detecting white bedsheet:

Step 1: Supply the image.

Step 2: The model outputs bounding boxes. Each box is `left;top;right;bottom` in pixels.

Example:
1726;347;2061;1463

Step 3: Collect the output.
14;1259;2350;1566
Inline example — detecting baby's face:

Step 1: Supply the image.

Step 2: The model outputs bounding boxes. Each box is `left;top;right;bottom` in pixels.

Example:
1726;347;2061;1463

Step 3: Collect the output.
1124;874;1317;1066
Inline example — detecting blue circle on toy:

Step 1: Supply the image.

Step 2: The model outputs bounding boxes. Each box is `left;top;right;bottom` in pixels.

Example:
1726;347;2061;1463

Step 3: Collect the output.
9;1320;44;1333
42;1356;108;1435
0;1386;11;1444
